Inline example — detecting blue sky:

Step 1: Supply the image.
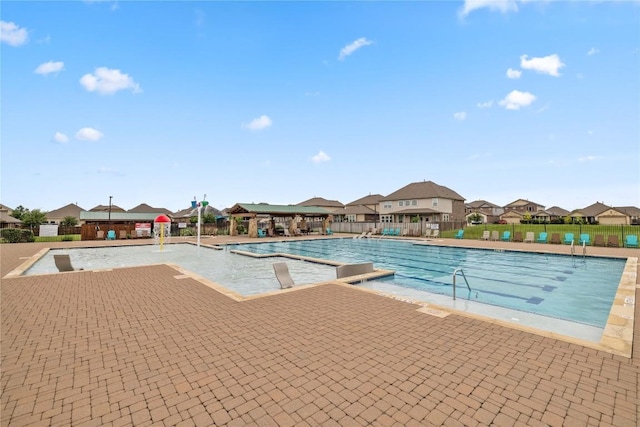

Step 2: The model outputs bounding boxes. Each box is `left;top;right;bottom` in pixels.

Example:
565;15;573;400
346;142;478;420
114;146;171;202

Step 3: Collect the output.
2;0;639;213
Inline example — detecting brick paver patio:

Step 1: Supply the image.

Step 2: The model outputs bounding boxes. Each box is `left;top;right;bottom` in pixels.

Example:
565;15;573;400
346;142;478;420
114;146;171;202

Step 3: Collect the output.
2;237;639;426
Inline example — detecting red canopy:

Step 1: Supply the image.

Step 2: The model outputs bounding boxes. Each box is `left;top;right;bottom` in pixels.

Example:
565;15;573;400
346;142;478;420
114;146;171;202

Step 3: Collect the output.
154;214;171;223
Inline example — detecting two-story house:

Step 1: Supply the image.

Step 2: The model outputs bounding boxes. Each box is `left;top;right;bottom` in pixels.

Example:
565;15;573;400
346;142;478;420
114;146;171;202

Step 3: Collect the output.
378;181;465;224
465;200;504;224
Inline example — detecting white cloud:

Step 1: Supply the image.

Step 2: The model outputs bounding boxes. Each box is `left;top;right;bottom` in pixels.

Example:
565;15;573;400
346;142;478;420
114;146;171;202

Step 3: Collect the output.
587;47;600;56
79;67;142;95
76;127;104;141
244;115;272;131
1;21;29;46
35;61;64;75
578;155;600;163
499;90;536;110
453;111;467;121
311;151;330;163
53;132;69;144
477;100;493;109
459;0;519;17
506;68;521;79
338;37;373;61
305;91;320;97
520;54;565;77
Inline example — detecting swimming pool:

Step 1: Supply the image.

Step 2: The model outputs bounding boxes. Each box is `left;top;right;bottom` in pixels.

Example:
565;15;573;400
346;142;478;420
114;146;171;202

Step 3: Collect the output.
24;244;337;296
236;239;628;336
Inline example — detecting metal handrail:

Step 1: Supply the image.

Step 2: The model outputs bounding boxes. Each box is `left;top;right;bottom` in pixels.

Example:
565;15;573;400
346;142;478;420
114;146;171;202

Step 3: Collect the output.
452;268;471;300
582;241;586;257
570;240;575;257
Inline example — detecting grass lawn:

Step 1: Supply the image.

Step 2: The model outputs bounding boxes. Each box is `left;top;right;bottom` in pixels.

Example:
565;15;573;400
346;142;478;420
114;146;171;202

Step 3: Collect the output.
34;235;82;242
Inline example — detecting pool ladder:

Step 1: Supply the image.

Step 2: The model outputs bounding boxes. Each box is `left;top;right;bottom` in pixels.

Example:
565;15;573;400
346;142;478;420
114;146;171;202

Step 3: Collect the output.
570;241;587;258
452;268;471;300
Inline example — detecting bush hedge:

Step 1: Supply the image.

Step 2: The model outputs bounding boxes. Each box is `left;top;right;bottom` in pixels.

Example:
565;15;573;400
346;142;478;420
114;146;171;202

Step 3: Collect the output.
1;229;35;243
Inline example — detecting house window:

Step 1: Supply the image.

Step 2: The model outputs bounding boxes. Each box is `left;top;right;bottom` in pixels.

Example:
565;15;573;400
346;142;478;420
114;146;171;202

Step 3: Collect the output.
398;201;404;207
405;200;411;206
380;215;393;223
412;200;417;206
432;198;438;207
443;214;450;221
346;215;356;222
383;202;392;209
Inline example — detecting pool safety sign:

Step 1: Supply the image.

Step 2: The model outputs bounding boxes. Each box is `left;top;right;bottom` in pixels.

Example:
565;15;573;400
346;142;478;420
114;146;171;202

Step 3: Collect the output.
135;223;151;237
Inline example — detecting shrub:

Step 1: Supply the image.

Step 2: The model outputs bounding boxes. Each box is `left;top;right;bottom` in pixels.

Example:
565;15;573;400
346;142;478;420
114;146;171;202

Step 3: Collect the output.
61;235;74;241
180;228;194;237
0;229;34;243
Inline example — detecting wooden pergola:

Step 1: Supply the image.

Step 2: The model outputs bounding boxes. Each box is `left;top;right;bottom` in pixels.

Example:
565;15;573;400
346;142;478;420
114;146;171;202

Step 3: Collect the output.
226;203;332;237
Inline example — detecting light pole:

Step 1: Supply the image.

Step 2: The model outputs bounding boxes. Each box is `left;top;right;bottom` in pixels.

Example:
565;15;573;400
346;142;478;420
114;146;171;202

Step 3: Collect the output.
191;194;208;249
108;196;113;230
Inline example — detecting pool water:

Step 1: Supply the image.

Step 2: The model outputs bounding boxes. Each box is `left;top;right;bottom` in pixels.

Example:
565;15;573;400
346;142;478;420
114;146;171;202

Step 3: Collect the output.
238;239;626;329
24;244;337;296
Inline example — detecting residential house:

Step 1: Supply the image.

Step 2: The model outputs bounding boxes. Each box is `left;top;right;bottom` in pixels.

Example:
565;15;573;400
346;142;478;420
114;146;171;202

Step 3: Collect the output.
546;206;571;222
128;203;173;216
336;194;384;222
572;202;610;224
500;210;524;225
90;204;126;213
45;203;85;225
173;204;223;224
465;200;504;224
615;206;640;225
0;204;21;229
378;181;465;224
503;199;545;214
297;197;345;221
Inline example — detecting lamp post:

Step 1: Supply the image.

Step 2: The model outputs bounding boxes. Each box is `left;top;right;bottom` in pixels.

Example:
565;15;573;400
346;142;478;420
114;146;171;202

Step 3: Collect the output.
191;194;208;249
108;196;113;230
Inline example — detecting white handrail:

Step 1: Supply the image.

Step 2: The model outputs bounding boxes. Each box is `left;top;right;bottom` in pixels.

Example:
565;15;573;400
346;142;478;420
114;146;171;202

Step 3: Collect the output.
452;268;471;300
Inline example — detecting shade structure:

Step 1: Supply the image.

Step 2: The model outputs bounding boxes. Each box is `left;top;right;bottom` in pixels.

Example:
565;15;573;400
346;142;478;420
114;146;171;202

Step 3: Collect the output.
154;214;171;223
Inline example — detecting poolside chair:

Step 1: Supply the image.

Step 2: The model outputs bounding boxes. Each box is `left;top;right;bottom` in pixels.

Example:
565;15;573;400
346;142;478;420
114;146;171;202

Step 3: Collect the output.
272;262;295;289
336;262;374;279
536;232;548;244
513;231;523;242
579;233;590;246
481;230;490;241
119;230;127;239
257;229;266;238
424;229;432;238
284;229;292;237
607;235;619;248
353;231;366;239
96;230;105;240
294;228;302;237
624;234;639;248
454;229;464;239
563;233;574;245
593;234;605;247
53;254;83;272
500;231;511;242
524;232;535;243
550;233;561;244
363;231;373;238
106;230;116;240
431;229;439;238
490;230;499;241
325;228;333;235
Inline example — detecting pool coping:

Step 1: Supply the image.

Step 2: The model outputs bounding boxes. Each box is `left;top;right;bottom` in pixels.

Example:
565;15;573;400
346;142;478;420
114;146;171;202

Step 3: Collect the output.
4;241;635;358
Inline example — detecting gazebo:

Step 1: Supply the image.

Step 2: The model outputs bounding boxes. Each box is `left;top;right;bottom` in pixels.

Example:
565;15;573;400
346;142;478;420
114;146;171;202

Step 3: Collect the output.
226;203;332;237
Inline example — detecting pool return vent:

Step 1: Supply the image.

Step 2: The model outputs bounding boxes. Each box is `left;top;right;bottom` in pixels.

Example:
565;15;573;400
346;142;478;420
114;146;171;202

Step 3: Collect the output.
452;268;471;300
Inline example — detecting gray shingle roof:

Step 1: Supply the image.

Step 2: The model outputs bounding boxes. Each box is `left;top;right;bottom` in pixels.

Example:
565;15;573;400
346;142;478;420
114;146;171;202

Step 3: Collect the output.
296;197;344;208
46;203;85;218
380;181;464;202
346;194;384;206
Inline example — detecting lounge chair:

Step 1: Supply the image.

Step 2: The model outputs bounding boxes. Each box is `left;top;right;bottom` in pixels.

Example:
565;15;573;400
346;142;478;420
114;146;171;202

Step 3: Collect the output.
284;229;292;237
579;233;590;246
536;232;548;243
550;233;561;244
325;228;333;235
336;262;374;279
119;230;127;239
593;234;605;247
53;254;83;272
500;231;511;242
490;230;499;241
381;228;390;236
424;229;432;238
96;230;105;239
106;230;116;240
481;230;490;241
607;235;619;247
524;232;535;243
363;231;373;238
454;229;464;239
563;233;574;245
257;229;266;238
431;229;439;238
353;231;366;239
272;262;295;289
513;231;523;242
624;235;638;248
294;229;302;236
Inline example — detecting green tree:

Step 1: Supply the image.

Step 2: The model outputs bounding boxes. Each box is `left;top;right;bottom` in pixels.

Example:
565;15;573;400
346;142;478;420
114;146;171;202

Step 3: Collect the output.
21;209;48;229
468;212;482;224
11;205;27;220
563;215;572;224
61;216;78;226
202;213;217;223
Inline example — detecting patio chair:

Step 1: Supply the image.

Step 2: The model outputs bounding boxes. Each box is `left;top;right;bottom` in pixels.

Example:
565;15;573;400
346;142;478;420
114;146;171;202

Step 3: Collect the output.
273;262;295;289
284;229;291;237
454;229;464;239
119;230;127;239
96;230;105;239
257;229;266;238
607;235;619;247
106;230;116;240
593;234;605;247
550;233;561;244
563;233;574;245
624;234;638;248
513;231;523;242
536;232;548;243
424;229;432;238
353;231;366;239
336;262;374;279
481;230;490;241
53;254;83;272
325;228;333;235
490;230;500;241
500;231;511;242
579;233;590;246
524;232;535;243
363;231;373;238
431;230;439;238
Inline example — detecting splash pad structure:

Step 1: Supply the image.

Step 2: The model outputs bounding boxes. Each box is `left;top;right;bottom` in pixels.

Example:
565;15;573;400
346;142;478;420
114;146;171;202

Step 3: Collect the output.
153;214;172;251
191;195;208;249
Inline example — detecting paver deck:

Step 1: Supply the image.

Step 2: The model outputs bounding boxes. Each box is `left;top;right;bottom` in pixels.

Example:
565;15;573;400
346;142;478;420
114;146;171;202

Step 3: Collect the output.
2;236;639;426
